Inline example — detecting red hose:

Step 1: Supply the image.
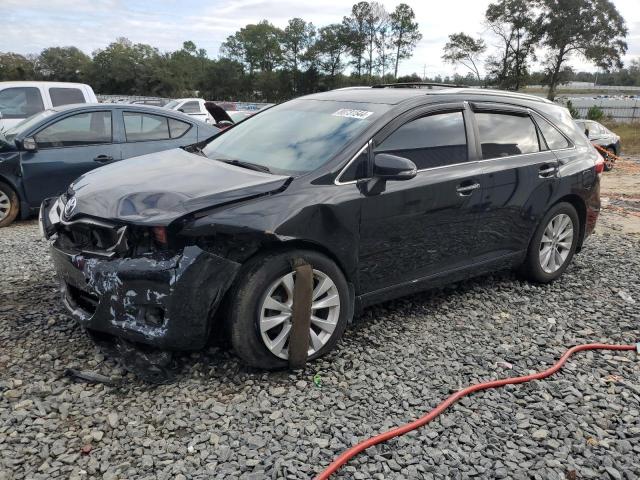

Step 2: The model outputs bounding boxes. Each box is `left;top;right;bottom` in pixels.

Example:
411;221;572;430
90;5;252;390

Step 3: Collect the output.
315;343;638;480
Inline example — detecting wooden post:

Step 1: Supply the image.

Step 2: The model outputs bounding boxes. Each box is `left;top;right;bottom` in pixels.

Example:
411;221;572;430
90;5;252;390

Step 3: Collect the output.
288;258;313;369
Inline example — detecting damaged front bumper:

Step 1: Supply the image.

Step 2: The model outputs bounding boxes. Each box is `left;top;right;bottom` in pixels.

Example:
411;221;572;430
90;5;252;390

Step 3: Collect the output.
41;197;240;350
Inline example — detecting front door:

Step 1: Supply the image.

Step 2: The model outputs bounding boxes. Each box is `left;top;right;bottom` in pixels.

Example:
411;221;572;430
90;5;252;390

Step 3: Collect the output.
358;105;484;294
21;110;121;206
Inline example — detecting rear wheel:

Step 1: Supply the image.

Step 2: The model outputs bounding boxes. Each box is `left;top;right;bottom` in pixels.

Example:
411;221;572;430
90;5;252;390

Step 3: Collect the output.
0;181;19;228
603;147;615;171
520;202;579;283
228;249;350;369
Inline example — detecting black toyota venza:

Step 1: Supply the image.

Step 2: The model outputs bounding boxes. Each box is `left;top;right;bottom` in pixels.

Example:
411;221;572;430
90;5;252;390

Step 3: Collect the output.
41;84;602;369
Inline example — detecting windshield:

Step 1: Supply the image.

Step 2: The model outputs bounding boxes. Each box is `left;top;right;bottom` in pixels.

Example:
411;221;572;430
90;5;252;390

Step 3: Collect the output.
202;99;390;175
4;109;56;141
164;100;180;110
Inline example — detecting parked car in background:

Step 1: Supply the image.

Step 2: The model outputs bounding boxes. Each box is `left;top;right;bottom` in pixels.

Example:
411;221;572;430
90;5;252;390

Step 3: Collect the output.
40;85;602;369
0;81;97;130
0;104;218;227
575;119;621;171
131;99;170;107
164;98;213;124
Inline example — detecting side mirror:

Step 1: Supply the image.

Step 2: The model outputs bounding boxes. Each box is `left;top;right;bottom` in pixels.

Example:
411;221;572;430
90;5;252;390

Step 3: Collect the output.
177;108;185;113
373;153;417;181
584;128;589;137
22;137;37;152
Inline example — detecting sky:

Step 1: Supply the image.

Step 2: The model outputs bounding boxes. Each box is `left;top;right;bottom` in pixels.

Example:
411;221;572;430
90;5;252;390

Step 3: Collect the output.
3;0;640;78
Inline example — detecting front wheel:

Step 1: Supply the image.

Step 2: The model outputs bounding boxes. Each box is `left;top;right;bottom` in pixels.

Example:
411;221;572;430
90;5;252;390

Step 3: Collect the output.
520;202;579;283
227;249;350;369
0;181;19;228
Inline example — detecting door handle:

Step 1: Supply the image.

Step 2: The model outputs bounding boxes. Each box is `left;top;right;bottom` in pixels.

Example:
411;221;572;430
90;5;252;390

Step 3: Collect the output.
539;165;557;178
93;155;114;163
456;182;480;196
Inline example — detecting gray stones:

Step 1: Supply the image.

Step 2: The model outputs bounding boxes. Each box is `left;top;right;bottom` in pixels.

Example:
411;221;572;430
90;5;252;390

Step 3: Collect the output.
1;219;639;479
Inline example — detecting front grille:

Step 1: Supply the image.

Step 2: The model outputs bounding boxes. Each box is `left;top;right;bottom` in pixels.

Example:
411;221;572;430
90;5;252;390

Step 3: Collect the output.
67;284;99;314
66;223;120;250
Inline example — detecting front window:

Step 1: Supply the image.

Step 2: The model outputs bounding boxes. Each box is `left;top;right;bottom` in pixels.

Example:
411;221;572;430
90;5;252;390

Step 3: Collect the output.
35;111;112;148
375;111;468;169
202;99;389;175
164;100;180;110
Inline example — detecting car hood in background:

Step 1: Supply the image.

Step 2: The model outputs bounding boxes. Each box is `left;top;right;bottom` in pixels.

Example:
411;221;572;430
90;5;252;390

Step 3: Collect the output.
67;148;290;225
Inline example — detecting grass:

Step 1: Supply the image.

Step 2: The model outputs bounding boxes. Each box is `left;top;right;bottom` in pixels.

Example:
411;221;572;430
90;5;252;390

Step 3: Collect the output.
601;121;640;156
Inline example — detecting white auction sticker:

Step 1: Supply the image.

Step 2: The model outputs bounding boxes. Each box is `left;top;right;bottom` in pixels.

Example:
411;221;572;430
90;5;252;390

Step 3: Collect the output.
332;109;374;120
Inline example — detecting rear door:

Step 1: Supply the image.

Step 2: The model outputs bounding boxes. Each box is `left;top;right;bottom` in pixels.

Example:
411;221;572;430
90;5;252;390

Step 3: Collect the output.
358;103;484;293
21;109;122;205
471;104;560;260
119;110;198;159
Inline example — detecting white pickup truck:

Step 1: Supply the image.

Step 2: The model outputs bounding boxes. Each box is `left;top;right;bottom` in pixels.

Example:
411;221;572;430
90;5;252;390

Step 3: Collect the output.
0;81;98;130
0;82;98;130
163;98;214;124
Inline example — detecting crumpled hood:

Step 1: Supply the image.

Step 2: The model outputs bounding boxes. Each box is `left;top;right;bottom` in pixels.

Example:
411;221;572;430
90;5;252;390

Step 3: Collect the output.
67;148;290;225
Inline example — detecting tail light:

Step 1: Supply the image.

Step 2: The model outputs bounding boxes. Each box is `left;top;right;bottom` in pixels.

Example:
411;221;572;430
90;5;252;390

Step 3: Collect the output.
595;156;605;174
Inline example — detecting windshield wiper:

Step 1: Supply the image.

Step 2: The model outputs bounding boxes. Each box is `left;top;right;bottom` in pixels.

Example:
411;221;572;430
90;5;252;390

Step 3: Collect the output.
215;158;271;174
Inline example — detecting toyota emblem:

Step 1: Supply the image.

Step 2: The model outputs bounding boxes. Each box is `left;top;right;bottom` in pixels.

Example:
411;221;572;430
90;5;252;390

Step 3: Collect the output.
64;197;77;218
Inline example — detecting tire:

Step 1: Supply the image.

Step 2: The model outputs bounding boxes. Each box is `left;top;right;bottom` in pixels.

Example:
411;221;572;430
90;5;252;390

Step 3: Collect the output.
228;249;350;369
603;147;615;171
520;202;579;283
0;181;19;228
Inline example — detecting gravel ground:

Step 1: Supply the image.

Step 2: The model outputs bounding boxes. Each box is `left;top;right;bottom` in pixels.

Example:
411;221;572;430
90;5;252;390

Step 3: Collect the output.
1;220;639;480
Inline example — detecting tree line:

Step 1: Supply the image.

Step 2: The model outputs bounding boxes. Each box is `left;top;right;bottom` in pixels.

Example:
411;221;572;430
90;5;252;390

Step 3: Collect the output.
0;2;421;102
442;0;630;99
0;0;637;102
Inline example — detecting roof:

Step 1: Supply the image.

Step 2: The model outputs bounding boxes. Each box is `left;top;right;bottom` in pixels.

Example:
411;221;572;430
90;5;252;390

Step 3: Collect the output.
0;81;91;88
301;85;553;106
46;103;206;122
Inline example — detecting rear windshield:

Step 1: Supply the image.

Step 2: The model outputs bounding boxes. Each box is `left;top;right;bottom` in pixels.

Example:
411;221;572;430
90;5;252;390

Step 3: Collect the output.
202;99;390;175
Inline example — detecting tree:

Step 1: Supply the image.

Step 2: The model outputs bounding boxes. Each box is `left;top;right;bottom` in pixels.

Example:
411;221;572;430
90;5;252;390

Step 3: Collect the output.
0;53;37;81
536;0;627;100
442;33;486;82
220;21;283;75
313;24;350;83
485;0;537;90
37;47;91;82
281;18;316;92
389;4;422;79
363;2;386;80
375;8;394;79
342;2;370;77
281;18;316;72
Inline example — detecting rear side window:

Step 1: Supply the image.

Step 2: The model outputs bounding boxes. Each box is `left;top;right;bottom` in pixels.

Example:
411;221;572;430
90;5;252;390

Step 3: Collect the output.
180;101;201;114
35;111;112;148
534;115;571;150
124;112;170;141
0;87;44;119
375;111;468;169
475;112;540;158
168;118;191;138
49;88;86;107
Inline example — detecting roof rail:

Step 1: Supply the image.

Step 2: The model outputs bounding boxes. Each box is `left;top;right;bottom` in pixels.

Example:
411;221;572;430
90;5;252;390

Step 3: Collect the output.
372;82;469;89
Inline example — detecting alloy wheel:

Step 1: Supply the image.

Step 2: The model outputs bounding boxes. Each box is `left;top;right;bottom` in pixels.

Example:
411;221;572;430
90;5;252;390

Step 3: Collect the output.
539;213;574;274
259;269;341;360
0;190;11;222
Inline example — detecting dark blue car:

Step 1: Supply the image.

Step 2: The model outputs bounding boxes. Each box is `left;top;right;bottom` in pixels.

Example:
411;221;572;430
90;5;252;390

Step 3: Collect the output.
0;103;219;226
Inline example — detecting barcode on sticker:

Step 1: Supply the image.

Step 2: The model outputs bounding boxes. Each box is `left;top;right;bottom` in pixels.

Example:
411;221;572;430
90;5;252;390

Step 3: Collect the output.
332;109;373;120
